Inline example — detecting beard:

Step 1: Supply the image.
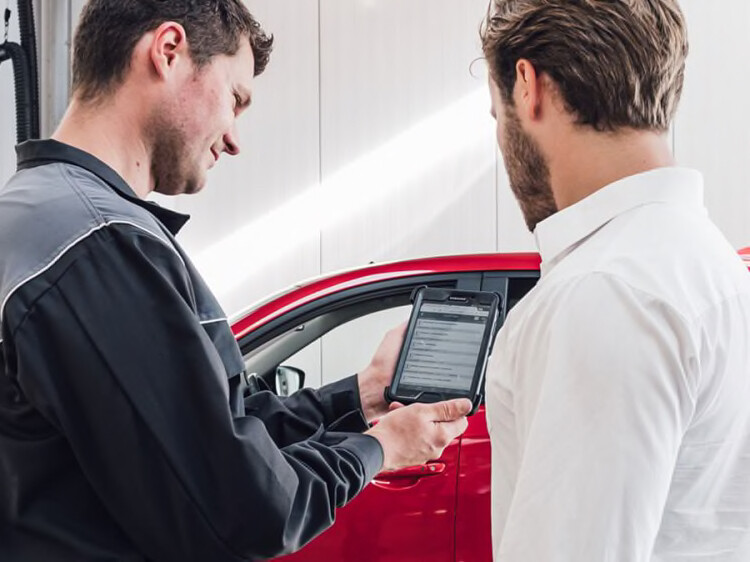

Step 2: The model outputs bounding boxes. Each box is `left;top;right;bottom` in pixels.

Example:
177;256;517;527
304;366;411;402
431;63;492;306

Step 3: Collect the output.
146;108;205;196
502;107;557;231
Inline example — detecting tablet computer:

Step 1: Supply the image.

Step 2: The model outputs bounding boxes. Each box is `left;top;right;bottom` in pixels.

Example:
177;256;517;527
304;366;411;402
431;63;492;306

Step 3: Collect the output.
385;287;501;415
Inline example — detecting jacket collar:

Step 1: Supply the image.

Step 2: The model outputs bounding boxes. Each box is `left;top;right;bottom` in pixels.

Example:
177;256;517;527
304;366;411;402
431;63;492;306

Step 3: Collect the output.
16;139;191;235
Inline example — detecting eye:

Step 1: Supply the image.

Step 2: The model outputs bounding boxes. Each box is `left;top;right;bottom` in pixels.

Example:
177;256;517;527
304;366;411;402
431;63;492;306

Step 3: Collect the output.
233;94;242;109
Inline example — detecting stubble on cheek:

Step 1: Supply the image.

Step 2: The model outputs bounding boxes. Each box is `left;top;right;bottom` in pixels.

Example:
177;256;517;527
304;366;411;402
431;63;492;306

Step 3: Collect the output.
146;109;203;196
502;109;557;231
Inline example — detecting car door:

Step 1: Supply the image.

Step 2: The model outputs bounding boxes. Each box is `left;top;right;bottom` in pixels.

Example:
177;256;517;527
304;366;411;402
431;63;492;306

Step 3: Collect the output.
238;271;485;562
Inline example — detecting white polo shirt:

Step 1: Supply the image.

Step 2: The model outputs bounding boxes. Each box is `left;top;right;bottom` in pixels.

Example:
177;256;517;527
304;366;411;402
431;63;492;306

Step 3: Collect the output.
486;167;750;561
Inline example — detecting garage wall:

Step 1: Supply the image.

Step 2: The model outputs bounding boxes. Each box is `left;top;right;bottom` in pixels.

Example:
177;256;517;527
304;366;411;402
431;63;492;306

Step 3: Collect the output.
1;0;68;185
674;0;750;250
5;1;750;322
0;4;24;187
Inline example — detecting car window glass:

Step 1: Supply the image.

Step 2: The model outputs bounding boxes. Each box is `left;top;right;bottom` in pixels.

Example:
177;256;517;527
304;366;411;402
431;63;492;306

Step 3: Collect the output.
281;305;411;388
279;339;322;389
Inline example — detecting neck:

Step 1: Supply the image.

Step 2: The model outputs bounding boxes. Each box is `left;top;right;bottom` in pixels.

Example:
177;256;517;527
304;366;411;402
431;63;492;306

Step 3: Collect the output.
548;128;675;210
52;94;154;199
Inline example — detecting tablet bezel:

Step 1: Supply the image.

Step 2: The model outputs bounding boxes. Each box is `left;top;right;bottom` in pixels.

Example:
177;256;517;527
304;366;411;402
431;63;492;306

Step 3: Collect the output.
385;287;500;413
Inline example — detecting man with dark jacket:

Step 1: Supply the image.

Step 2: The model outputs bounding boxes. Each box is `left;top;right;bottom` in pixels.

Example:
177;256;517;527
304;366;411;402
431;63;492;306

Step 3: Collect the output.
0;2;471;560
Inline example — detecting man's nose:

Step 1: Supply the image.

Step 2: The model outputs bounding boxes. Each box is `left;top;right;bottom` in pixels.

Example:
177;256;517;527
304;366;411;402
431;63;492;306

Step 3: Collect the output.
223;124;241;156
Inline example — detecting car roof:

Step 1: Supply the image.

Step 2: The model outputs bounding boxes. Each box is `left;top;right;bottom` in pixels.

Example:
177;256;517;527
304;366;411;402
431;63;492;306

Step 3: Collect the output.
231;253;541;338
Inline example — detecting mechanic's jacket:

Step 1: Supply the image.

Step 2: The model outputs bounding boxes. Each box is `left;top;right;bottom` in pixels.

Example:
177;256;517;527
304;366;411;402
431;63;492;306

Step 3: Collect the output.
0;140;384;561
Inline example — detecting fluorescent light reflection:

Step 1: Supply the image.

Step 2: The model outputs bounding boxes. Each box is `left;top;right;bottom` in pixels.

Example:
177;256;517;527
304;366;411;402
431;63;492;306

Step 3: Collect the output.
195;88;493;307
376;158;495;257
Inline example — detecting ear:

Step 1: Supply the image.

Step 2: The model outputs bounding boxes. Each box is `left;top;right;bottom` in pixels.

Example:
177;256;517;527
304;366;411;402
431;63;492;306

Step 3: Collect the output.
148;21;190;80
514;59;544;122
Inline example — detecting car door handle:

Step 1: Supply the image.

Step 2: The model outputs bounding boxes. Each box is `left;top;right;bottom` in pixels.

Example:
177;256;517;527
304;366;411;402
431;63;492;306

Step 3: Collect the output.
373;462;446;484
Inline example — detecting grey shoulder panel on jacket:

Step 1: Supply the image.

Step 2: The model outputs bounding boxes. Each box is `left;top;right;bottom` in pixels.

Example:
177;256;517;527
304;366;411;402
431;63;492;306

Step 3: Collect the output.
0;163;181;323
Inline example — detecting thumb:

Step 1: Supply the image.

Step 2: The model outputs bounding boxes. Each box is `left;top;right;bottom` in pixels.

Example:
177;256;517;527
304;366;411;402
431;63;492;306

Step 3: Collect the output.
430;398;473;422
388;401;406;412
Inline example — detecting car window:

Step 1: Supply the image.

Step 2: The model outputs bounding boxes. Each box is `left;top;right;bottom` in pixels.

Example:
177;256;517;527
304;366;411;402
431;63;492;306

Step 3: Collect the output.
250;305;411;390
312;305;410;387
239;272;507;394
278;339;322;389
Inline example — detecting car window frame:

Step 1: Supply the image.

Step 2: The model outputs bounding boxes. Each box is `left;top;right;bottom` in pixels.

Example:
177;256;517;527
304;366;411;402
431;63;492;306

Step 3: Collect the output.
237;270;540;391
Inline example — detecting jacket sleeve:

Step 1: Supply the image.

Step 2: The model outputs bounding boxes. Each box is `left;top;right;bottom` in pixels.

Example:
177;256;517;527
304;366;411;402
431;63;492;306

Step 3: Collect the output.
241;376;372;449
6;225;383;561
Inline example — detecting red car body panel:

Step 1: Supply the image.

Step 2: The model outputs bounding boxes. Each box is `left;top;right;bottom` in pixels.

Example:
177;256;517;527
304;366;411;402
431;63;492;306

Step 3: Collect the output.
279;441;461;562
231;251;749;561
455;406;492;562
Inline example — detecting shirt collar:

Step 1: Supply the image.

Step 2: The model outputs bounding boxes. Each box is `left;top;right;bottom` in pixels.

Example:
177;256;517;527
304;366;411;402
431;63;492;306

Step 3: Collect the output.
533;167;705;270
15;139;191;235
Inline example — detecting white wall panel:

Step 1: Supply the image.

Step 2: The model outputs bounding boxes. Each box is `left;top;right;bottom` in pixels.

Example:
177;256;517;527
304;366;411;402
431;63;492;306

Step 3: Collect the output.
0;9;22;186
40;0;73;137
318;0;497;273
70;0;85;22
674;0;750;249
176;0;323;315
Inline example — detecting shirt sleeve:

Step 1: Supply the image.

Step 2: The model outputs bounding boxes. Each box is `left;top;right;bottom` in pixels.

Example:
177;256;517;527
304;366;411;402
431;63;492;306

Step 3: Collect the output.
7;226;383;561
495;273;698;561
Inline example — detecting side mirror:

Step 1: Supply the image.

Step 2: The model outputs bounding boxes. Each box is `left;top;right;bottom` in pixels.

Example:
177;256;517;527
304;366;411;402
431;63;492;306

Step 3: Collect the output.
275;366;306;397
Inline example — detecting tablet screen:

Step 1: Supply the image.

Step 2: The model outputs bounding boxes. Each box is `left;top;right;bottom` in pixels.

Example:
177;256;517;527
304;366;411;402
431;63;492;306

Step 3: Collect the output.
398;301;490;392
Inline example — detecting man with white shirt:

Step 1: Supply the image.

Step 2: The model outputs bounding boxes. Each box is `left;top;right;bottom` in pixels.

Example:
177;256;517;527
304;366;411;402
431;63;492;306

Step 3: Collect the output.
481;1;750;560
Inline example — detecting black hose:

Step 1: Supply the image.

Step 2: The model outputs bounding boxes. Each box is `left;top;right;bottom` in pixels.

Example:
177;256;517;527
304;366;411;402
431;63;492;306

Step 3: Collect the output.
0;41;33;144
17;0;39;138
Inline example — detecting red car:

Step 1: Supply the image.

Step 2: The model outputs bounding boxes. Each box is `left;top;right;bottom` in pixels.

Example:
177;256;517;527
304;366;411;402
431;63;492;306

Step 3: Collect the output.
231;250;750;562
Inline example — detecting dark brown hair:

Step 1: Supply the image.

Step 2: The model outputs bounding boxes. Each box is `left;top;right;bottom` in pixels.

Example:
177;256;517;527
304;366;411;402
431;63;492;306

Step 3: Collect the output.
480;0;688;132
72;0;273;101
